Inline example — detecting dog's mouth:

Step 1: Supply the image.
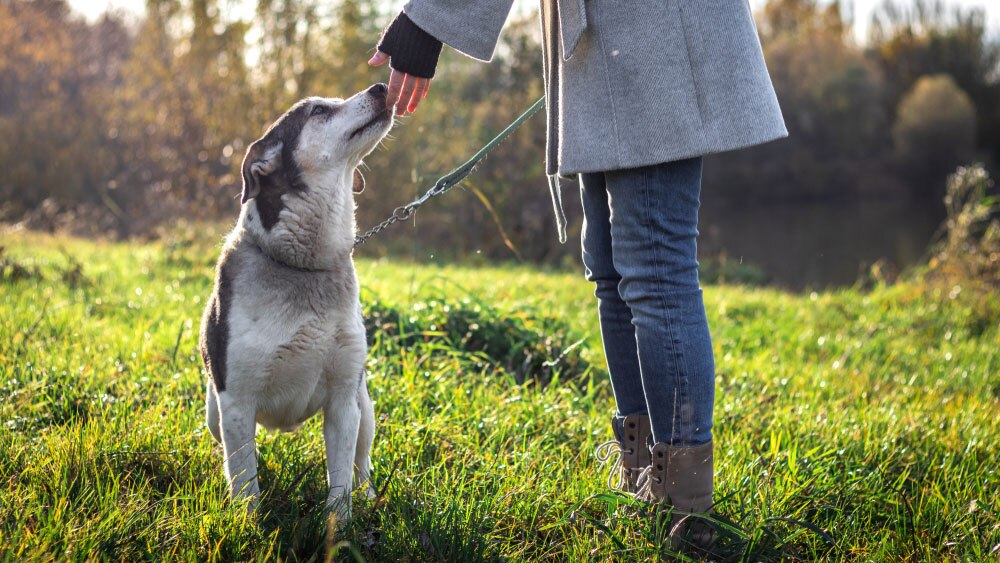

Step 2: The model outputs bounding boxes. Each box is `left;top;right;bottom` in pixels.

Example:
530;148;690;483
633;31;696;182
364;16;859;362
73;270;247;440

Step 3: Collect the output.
349;109;391;139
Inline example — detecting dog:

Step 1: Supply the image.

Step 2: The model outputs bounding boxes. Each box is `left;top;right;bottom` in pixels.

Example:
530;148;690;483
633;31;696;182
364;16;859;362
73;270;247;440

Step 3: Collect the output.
199;83;393;522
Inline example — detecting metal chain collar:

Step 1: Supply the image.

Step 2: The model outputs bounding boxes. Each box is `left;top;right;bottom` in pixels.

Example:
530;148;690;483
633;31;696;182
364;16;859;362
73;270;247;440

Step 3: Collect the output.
353;95;546;249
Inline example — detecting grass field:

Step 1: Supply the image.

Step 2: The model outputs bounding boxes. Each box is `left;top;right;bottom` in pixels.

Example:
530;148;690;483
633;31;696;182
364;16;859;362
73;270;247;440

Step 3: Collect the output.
1;228;998;561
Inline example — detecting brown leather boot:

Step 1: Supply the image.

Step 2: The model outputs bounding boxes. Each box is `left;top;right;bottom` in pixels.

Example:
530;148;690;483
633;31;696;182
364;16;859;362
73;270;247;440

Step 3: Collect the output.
637;440;714;551
596;414;652;493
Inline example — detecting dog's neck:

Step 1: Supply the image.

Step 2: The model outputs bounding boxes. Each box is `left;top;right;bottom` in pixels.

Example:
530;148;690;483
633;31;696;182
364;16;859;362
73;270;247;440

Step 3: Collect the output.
239;167;357;271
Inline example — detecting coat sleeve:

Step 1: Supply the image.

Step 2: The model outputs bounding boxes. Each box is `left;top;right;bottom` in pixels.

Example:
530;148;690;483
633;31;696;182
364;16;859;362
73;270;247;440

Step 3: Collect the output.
402;0;516;62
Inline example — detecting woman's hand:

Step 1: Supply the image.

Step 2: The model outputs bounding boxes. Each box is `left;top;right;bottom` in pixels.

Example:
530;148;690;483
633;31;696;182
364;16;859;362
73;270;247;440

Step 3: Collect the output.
368;51;432;115
371;12;440;115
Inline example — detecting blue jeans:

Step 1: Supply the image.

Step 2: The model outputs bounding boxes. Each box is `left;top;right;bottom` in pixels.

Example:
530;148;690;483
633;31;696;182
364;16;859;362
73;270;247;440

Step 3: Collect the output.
580;157;715;446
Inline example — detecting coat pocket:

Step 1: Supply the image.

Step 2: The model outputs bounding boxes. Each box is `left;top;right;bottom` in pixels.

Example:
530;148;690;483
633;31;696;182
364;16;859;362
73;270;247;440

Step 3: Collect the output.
559;0;588;60
676;1;708;130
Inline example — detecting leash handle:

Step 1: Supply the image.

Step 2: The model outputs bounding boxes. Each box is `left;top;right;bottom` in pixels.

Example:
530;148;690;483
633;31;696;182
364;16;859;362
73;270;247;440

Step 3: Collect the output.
354;95;546;249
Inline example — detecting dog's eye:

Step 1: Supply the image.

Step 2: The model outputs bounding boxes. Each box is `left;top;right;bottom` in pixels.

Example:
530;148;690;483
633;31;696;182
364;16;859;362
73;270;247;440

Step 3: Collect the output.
311;105;331;117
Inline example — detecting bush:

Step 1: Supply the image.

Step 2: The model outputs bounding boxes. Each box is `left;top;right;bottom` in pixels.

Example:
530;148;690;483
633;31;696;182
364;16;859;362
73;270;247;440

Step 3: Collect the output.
0;245;42;283
892;74;977;196
363;297;590;385
927;164;999;288
698;256;768;287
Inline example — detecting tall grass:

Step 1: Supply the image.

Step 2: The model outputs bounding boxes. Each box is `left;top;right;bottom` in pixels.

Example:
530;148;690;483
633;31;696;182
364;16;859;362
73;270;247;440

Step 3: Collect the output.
1;229;997;561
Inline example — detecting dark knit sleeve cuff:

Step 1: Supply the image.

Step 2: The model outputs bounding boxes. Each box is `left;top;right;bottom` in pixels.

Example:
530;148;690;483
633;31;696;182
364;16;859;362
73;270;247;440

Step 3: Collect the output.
377;12;443;79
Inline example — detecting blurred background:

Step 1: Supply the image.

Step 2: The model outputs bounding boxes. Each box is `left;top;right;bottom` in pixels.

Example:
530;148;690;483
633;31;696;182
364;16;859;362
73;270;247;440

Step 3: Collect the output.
1;0;997;290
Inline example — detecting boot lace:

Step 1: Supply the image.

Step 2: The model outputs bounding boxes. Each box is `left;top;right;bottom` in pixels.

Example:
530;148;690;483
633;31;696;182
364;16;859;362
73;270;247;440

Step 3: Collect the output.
595;440;632;491
634;464;662;501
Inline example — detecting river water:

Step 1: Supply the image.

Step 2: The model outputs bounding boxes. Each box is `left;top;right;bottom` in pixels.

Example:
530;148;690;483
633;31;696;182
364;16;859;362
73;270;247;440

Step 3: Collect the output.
698;197;944;291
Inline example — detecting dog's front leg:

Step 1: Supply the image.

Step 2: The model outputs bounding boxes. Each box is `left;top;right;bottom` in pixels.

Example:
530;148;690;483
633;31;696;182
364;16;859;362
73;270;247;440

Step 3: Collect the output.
353;380;376;499
324;391;361;525
218;392;260;510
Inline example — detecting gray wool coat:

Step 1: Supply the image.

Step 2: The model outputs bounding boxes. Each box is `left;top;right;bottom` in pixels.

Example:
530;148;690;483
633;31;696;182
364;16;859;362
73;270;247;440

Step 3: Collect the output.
403;0;788;237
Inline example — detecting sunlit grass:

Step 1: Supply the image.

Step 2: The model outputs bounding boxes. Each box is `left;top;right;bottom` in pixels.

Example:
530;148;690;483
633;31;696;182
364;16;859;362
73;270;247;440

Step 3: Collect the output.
1;229;997;561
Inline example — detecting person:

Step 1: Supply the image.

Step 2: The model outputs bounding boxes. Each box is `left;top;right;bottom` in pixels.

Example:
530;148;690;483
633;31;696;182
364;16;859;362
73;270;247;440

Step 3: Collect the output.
369;0;787;551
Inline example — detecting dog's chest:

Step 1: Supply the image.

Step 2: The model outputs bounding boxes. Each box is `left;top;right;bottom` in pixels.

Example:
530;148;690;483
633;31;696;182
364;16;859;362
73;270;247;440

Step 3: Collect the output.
225;260;365;427
234;290;337;359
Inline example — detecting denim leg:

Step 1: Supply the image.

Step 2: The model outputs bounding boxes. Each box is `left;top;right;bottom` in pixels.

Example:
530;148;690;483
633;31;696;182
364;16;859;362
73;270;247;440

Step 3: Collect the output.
604;158;715;446
580;172;647;417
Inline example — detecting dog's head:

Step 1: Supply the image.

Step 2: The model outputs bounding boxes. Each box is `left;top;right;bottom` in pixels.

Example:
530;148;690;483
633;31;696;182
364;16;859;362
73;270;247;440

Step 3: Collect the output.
240;83;393;207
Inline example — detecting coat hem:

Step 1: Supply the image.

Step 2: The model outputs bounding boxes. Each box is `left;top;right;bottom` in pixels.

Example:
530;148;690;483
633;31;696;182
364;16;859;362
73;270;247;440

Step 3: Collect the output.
554;127;789;177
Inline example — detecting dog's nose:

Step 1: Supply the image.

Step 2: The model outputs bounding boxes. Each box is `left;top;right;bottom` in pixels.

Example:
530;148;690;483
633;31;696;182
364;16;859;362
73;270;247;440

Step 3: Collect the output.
367;83;388;97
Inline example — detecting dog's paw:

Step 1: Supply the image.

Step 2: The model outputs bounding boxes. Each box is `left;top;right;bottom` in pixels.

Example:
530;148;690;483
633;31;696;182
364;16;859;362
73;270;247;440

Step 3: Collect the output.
230;491;260;514
361;484;376;500
353;475;376;500
326;492;353;528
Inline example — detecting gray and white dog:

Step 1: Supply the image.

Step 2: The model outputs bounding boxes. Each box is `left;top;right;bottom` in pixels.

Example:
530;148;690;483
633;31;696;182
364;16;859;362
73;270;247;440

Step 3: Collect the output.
199;83;392;522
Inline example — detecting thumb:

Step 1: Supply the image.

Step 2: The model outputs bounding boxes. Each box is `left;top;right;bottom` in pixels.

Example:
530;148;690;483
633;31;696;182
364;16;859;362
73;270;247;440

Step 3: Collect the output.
368;51;389;66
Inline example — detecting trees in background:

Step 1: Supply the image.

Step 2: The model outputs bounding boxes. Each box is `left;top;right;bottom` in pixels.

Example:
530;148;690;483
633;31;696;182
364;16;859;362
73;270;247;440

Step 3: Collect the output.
0;0;131;223
0;0;997;258
870;0;1000;164
711;0;892;201
708;0;998;203
109;0;252;233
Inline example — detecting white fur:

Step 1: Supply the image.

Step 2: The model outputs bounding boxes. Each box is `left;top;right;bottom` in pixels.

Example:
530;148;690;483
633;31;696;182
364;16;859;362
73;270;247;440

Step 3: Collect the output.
203;87;391;523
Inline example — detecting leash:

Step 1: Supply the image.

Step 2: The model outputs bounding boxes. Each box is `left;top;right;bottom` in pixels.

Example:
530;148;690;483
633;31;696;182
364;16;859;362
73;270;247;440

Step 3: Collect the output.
354;95;546;249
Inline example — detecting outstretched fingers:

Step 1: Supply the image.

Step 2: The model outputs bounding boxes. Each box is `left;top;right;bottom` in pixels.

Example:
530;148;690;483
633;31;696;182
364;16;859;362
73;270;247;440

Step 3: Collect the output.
396;74;419;115
386;69;405;113
409;79;431;113
372;50;431;115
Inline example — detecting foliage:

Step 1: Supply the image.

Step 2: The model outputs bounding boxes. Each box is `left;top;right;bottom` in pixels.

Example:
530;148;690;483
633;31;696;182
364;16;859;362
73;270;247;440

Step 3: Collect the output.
718;0;894;200
1;0;999;262
892;74;977;195
0;0;131;218
0;245;42;282
926;164;999;288
709;0;1000;204
0;231;998;560
698;255;769;287
106;0;254;233
870;0;1000;165
364;296;590;386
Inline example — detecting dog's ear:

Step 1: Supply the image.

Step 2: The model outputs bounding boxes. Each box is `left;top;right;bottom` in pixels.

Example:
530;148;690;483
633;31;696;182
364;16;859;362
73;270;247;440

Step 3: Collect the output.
352;168;365;195
241;140;283;204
